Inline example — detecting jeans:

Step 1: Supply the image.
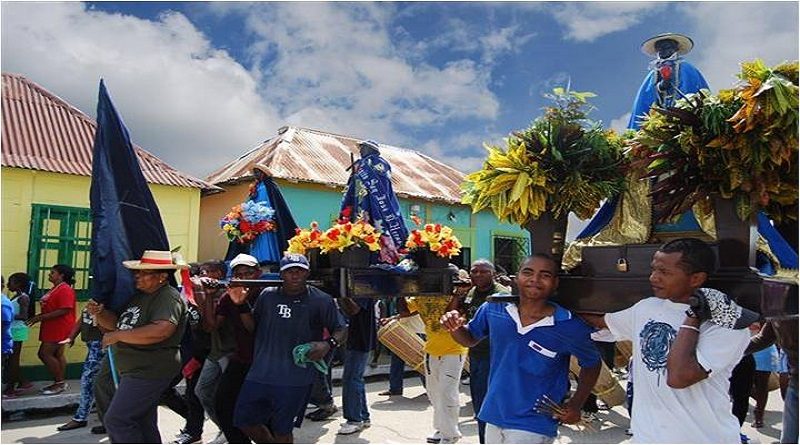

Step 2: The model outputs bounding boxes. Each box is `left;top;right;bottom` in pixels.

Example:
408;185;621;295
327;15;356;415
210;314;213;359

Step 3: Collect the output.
105;375;173;443
425;353;464;439
783;379;798;444
468;354;490;443
389;349;405;393
74;340;105;422
342;349;370;422
485;423;555;444
195;355;229;427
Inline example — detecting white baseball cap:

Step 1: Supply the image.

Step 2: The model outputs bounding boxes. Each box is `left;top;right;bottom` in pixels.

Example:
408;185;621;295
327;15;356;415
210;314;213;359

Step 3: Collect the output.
230;253;259;269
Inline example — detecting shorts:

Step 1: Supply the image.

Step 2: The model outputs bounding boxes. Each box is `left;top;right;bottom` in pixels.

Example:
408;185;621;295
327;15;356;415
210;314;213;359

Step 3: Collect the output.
11;323;29;342
233;380;312;435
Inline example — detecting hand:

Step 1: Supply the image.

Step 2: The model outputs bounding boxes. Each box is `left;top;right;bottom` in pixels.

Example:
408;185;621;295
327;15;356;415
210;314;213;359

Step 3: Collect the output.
686;290;711;321
86;299;104;317
306;341;331;361
189;276;205;291
228;287;249;305
102;331;121;348
379;315;397;326
554;401;582;424
440;310;466;332
25;315;42;326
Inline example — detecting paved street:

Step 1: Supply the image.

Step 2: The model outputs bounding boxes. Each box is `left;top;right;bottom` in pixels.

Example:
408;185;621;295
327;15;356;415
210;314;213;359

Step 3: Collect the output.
0;376;786;444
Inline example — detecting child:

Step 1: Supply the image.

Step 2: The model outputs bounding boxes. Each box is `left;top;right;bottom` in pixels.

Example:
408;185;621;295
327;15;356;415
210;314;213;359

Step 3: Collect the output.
3;273;33;397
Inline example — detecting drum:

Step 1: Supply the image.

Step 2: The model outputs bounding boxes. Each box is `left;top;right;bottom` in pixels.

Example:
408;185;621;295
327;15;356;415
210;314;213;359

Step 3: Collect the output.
378;318;425;374
615;340;633;369
570;356;627;407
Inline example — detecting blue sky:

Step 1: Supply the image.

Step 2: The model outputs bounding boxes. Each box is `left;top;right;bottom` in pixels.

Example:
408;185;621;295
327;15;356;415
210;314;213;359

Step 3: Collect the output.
2;1;798;179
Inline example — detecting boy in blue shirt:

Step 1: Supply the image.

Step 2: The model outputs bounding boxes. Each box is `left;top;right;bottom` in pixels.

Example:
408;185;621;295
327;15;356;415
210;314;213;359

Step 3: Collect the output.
441;254;600;443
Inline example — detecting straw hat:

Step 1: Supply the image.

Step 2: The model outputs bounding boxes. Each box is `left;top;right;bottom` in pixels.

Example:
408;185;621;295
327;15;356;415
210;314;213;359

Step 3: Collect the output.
640;33;694;56
123;250;189;270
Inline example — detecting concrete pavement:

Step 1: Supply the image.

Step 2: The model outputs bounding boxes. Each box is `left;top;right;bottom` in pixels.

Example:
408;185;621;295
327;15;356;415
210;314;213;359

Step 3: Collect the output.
0;375;786;444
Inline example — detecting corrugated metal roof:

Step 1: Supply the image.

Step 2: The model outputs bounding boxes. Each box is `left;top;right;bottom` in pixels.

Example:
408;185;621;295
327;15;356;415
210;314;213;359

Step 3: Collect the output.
1;73;217;191
205;126;465;204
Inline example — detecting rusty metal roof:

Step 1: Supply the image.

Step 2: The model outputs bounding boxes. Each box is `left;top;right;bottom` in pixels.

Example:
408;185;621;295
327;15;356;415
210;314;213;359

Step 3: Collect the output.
1;73;217;191
205;126;465;204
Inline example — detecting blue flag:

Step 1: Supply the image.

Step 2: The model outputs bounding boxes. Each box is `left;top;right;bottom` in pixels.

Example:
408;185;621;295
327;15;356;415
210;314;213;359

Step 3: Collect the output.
89;80;171;312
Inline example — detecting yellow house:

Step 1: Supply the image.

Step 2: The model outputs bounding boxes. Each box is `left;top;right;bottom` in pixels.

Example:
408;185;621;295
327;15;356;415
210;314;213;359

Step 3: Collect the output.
1;73;216;379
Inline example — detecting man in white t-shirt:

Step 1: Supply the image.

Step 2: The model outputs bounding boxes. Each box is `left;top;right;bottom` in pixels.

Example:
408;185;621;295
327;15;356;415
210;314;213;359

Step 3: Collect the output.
581;238;757;443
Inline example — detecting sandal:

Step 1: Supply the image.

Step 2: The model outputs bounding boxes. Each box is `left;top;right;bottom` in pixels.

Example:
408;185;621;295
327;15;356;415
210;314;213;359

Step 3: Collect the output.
57;420;87;431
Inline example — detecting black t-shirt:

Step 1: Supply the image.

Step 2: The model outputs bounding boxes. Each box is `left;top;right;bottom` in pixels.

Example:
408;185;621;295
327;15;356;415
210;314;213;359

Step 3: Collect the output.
79;308;103;342
346;298;376;352
186;303;211;361
247;286;346;387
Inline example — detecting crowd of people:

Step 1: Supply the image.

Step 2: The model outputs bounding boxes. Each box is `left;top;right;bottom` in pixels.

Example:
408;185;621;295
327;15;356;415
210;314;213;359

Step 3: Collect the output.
1;237;797;444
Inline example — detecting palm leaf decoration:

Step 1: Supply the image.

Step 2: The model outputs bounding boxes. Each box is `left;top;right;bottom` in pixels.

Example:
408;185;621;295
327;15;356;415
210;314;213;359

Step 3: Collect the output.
629;59;798;223
462;87;628;225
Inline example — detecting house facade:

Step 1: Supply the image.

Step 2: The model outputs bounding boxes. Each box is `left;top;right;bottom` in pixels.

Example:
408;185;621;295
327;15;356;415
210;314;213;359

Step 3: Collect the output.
200;126;530;272
1;73;214;378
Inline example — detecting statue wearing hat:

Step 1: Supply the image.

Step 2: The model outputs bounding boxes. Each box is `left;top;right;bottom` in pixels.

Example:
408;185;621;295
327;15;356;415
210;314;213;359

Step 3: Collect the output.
628;33;709;129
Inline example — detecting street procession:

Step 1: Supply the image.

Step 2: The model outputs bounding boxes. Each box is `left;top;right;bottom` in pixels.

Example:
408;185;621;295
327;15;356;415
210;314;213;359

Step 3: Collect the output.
0;2;798;445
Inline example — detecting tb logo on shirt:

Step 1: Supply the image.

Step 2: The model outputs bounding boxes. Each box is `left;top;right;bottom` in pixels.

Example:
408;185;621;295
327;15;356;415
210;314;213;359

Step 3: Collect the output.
277;304;292;318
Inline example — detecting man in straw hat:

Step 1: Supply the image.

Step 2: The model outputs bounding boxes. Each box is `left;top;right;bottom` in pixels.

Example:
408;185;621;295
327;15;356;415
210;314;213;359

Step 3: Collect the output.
628;32;709;129
87;250;188;444
441;254;600;444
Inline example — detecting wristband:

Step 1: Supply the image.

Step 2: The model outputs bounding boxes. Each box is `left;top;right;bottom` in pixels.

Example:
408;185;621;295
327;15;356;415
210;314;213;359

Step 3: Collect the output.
679;324;701;333
326;337;339;349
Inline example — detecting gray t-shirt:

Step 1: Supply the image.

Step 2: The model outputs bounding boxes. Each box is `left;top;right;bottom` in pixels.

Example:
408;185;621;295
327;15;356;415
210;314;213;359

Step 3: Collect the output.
113;285;187;379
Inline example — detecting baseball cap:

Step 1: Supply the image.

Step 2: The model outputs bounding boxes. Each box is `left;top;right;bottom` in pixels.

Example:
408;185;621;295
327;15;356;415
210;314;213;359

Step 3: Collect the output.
230;253;258;269
279;253;310;272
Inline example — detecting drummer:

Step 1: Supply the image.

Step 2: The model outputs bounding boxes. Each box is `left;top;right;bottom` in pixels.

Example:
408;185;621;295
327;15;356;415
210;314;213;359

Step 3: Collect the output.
441;253;601;444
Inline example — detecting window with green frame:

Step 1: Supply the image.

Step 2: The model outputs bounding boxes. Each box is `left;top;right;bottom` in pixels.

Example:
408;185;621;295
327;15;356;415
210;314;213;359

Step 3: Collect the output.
492;234;530;275
27;204;92;300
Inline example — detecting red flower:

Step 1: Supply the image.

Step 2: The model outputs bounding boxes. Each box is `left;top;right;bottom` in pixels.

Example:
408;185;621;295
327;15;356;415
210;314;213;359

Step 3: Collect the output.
295;227;302;235
327;228;341;240
364;235;376;244
240;220;252;233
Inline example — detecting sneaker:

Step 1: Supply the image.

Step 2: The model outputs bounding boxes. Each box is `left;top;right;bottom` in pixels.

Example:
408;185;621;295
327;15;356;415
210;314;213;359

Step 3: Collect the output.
625;428;633;436
740;433;750;444
208;432;228;443
460;376;470;385
41;382;68;395
362;419;371;429
2;389;18;399
441;437;461;444
337;421;364;435
57;420;87;431
171;432;202;444
427;431;442;443
305;405;338;421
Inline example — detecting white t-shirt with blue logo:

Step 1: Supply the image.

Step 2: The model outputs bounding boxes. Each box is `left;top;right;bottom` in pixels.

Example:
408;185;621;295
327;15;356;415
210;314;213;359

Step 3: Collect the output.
467;301;600;437
606;296;749;443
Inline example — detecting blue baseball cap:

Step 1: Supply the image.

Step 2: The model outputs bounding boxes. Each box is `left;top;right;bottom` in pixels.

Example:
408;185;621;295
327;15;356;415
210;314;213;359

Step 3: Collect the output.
280;253;310;272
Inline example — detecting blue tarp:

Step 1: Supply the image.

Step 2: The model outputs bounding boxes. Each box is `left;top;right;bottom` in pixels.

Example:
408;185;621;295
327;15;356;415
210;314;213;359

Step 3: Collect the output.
89;80;172;313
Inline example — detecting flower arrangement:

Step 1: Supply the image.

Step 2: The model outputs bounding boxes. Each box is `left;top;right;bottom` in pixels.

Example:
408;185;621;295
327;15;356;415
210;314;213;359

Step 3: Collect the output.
461;87;628;224
319;218;382;253
220;200;276;244
629;59;798;222
405;223;462;258
286;222;323;255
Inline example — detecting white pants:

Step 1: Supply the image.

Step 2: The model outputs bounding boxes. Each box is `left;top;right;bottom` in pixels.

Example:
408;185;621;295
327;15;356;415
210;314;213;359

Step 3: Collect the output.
485;423;555;444
424;353;465;439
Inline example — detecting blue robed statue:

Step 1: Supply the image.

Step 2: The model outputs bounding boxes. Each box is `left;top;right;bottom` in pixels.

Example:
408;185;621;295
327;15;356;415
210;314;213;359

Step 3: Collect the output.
340;140;409;264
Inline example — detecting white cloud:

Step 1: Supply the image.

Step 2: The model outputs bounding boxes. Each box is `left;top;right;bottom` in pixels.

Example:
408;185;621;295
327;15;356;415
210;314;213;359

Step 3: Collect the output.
1;2;278;177
227;2;503;150
610;113;632;133
551;2;664;42
680;2;799;91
